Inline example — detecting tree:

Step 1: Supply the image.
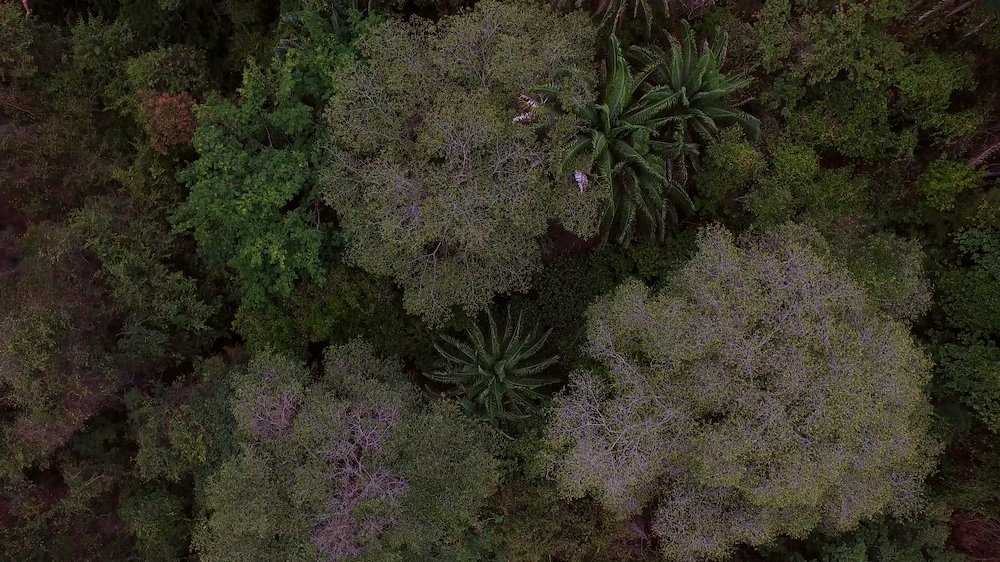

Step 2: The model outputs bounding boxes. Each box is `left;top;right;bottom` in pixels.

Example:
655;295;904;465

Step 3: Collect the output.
174;9;353;309
546;223;936;561
917;158;985;212
0;197;212;478
754;0;982;162
934;226;1000;436
194;342;501;561
0;0;36;87
937;226;1000;339
322;0;598;324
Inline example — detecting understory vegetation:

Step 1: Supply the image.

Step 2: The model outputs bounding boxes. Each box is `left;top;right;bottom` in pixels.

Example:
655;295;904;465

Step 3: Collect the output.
2;0;1000;560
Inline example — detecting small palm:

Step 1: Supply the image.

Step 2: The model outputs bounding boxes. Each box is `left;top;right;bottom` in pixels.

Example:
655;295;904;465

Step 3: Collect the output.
427;306;560;427
603;0;670;36
630;21;760;177
532;24;758;245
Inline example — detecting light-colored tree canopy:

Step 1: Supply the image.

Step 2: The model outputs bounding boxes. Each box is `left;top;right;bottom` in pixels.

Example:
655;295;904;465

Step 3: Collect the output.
194;342;500;561
322;1;601;324
547;224;937;561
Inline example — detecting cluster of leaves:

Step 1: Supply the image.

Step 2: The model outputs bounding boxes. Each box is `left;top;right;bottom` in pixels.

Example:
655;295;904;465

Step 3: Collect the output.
174;9;354;310
1;199;212;478
428;306;560;428
755;0;982;161
538;22;757;244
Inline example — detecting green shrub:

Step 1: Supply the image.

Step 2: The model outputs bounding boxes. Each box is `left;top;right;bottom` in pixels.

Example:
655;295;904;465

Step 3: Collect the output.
695;127;765;216
897;52;981;145
125;44;210;96
763;504;964;562
128;358;238;486
528;247;636;363
233;264;435;363
937;227;1000;338
750;143;865;227
0;1;37;84
754;0;982;162
939;343;1000;435
917;158;984;212
120;488;189;561
829;230;932;324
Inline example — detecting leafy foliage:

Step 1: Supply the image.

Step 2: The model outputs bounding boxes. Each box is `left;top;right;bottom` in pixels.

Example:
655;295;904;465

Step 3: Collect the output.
547;224;937;561
5;0;1000;559
1;200;211;477
174;10;352;309
937;227;1000;338
749;143;865;228
540;24;757;244
323;0;598;323
591;0;670;35
119;487;190;561
428;306;560;427
539;35;693;244
755;0;982;162
939;343;1000;435
233;264;434;362
828;229;933;325
764;504;964;562
694;127;764;215
0;1;36;84
630;21;760;168
194;342;501;561
918;158;985;212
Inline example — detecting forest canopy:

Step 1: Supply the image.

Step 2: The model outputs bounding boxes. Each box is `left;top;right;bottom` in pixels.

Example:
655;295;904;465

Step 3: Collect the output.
2;0;1000;560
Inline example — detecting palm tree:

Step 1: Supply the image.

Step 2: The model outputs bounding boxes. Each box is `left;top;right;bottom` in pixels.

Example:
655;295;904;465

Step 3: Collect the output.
528;24;759;244
553;0;671;36
628;20;760;187
534;35;695;244
427;306;560;429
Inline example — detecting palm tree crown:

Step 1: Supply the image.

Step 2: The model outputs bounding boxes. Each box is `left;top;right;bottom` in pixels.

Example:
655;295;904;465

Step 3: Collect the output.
530;23;759;244
427;306;560;428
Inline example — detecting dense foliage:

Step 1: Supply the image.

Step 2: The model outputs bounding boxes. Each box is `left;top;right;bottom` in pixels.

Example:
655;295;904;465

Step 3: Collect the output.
2;0;1000;559
546;224;937;560
195;342;500;560
323;0;598;323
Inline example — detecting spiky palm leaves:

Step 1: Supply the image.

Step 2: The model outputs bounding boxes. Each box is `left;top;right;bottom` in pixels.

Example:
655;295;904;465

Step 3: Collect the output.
552;0;668;36
427;307;560;428
536;35;695;244
594;0;670;36
530;24;758;244
629;21;760;186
